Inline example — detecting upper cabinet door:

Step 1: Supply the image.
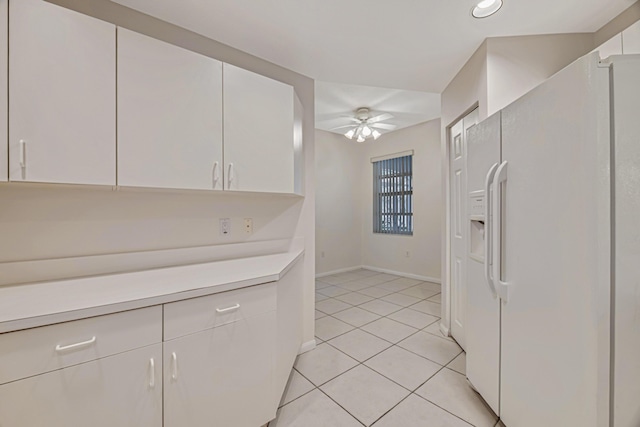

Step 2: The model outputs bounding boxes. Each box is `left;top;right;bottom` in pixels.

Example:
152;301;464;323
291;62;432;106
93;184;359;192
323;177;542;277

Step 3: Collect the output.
117;29;223;190
0;0;7;182
223;64;295;194
9;0;116;185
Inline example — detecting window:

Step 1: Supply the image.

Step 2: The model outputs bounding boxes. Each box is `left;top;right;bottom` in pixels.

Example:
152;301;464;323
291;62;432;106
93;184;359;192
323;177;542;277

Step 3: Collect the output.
372;153;413;235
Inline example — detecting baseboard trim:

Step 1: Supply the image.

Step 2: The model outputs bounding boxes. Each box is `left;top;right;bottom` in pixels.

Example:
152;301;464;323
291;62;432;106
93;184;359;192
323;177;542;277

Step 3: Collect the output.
299;339;317;354
315;266;362;278
360;265;441;284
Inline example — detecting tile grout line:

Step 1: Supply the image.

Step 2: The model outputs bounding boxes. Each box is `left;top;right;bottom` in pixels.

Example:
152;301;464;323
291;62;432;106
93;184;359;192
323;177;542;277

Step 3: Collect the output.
300;271;459;426
285;367;367;427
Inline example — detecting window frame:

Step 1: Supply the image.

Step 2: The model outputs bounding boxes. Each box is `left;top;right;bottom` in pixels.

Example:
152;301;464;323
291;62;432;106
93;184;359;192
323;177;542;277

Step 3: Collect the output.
372;152;413;236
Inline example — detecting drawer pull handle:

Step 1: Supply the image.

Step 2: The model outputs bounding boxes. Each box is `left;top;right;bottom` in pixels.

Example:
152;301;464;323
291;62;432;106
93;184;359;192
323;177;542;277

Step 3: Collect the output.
216;303;240;313
171;352;178;380
149;358;155;388
55;336;97;352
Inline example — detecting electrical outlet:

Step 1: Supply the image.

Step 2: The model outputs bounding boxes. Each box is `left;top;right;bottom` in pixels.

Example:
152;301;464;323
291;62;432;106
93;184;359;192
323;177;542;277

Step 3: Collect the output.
244;218;253;235
219;218;231;236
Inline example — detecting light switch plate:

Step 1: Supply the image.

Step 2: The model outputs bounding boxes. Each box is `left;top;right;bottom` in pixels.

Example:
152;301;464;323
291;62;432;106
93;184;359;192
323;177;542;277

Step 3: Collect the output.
220;218;231;236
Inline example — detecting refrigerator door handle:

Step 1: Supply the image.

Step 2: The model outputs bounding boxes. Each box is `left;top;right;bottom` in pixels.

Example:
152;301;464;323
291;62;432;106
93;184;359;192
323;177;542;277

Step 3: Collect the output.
484;163;500;298
492;161;510;302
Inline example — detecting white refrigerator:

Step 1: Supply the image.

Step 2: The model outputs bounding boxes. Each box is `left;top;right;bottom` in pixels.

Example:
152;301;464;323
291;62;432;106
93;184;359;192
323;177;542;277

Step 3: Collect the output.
465;52;640;427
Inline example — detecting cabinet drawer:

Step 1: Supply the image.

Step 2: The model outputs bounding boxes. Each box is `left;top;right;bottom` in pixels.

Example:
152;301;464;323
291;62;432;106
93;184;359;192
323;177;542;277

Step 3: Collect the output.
164;282;276;340
0;306;162;385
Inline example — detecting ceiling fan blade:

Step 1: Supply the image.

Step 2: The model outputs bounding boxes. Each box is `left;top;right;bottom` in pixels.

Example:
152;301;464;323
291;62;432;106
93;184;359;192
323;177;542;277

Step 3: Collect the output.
371;123;397;130
367;113;394;123
330;124;357;131
338;116;361;123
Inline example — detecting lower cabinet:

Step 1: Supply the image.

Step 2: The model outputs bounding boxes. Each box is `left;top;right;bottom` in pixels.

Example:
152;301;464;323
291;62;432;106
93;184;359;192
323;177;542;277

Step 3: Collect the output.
0;344;163;427
163;310;276;427
0;258;303;427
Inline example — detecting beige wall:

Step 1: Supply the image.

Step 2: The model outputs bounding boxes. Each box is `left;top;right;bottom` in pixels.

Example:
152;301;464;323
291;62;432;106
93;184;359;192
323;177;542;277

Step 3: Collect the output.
594;18;640;57
486;34;593;115
361;120;442;281
594;1;640;47
315;120;442;281
315;130;363;275
6;0;317;345
441;41;488;127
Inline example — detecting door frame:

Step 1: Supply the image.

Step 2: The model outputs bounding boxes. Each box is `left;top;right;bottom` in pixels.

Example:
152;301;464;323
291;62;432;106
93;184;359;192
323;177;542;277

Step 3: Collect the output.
440;104;479;339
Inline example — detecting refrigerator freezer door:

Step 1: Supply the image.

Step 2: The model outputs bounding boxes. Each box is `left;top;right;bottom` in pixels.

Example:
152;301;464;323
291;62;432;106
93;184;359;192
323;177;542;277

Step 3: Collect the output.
611;55;640;427
500;53;611;427
466;112;502;416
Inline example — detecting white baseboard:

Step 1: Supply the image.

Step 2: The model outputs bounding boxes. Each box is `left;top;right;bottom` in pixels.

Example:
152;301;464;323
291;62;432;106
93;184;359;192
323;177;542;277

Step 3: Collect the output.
298;339;317;354
315;266;362;278
360;265;441;284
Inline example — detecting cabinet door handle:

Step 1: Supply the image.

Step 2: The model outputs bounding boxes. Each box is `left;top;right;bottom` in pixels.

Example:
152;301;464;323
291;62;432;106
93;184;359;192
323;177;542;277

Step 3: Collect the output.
19;140;26;168
55;336;97;352
228;163;234;187
171;352;178;380
149;358;155;388
213;161;220;188
216;303;240;313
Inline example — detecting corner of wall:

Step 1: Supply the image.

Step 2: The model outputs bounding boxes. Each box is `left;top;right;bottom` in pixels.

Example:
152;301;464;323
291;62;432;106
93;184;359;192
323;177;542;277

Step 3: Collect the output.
594;1;640;47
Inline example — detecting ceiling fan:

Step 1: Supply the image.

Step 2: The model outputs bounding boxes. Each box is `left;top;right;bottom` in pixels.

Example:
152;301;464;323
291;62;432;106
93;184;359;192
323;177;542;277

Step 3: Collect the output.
331;107;397;142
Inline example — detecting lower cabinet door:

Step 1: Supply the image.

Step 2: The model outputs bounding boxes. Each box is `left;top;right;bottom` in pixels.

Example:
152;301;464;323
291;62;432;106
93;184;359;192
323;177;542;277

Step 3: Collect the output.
0;343;162;427
164;311;276;427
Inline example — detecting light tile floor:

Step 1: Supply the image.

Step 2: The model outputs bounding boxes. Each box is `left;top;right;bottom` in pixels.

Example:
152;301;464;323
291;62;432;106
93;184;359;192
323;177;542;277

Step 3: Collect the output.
270;269;500;427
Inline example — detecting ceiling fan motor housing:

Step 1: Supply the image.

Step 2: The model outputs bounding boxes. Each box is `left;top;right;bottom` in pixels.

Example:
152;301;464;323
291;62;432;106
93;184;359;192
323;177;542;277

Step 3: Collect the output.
356;107;371;121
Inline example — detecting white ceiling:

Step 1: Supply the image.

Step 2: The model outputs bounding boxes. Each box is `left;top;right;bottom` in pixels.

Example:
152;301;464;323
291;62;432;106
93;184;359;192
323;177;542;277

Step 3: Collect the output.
315;82;440;135
111;0;634;135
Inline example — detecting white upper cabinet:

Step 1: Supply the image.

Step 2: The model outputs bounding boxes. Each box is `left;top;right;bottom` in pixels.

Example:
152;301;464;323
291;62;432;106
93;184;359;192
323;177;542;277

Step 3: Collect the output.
117;28;223;190
0;0;7;182
9;0;116;185
223;63;295;194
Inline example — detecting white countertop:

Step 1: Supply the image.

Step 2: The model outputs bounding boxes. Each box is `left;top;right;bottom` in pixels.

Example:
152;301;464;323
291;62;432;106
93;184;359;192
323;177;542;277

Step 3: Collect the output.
0;249;304;334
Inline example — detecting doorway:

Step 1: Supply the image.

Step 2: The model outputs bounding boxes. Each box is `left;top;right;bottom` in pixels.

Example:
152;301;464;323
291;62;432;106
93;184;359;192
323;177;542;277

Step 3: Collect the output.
448;108;478;350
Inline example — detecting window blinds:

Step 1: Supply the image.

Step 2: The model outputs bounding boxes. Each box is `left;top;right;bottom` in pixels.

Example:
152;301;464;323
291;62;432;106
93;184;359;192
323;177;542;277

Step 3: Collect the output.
372;154;413;235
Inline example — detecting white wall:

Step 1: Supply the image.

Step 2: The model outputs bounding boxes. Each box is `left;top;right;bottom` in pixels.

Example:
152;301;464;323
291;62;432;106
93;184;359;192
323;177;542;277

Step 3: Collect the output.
4;0;317;346
361;120;442;281
315;130;363;275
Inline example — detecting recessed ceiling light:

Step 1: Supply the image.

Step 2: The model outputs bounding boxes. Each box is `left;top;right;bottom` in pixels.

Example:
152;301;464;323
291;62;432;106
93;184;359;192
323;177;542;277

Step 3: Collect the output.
472;0;503;18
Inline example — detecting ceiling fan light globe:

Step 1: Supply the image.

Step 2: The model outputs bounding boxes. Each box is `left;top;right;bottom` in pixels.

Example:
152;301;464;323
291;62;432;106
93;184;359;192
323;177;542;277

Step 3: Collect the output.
362;125;372;137
372;130;381;140
357;135;365;143
345;129;355;139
